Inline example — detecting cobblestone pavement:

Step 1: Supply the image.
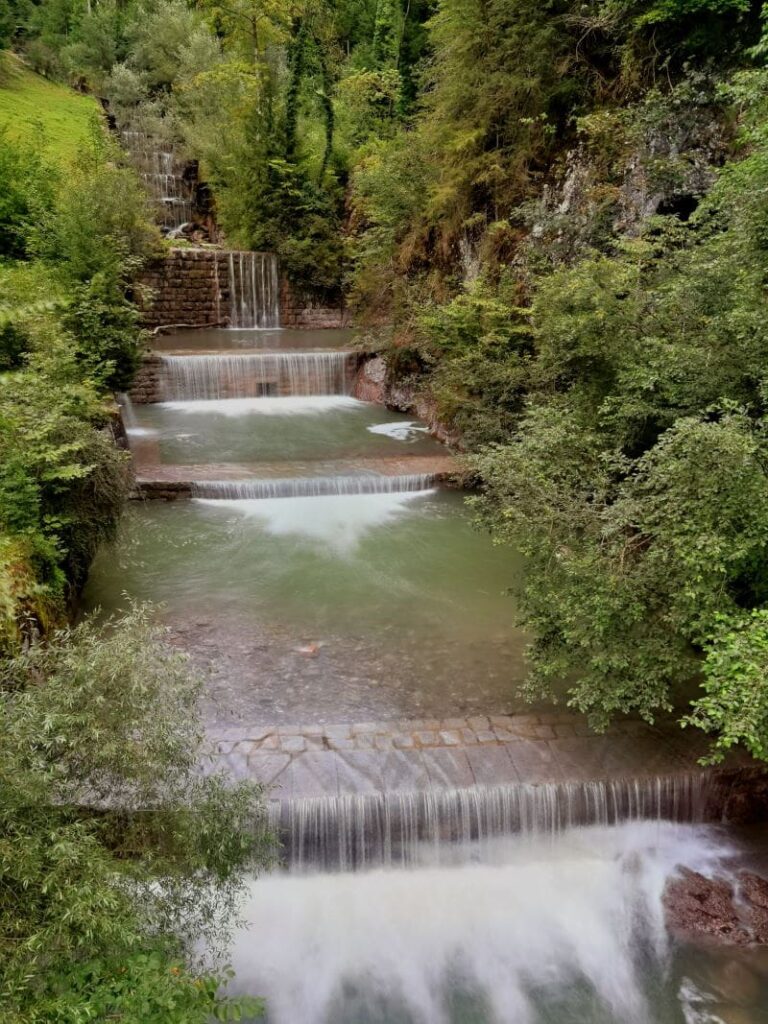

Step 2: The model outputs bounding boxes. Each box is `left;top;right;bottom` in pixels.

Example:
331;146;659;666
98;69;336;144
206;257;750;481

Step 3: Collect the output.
206;713;755;802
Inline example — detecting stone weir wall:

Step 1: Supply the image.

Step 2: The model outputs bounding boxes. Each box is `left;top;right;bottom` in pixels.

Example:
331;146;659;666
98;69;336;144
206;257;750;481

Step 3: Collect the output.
135;248;348;330
205;714;768;869
128;349;367;405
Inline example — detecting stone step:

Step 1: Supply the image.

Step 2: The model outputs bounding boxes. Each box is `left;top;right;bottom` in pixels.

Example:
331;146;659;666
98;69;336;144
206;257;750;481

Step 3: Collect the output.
203;715;768;867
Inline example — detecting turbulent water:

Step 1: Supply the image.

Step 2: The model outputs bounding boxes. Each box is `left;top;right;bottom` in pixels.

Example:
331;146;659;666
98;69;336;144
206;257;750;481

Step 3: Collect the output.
271;774;723;871
229;822;768;1024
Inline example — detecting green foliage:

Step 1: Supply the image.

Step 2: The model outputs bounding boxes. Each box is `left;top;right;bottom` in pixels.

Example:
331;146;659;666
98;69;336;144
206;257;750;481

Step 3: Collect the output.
0;122;154;639
468;65;768;752
0;50;98;163
416;274;533;444
0;130;54;259
684;610;768;763
0;606;272;1023
36;128;157;282
0;335;130;607
62;272;144;389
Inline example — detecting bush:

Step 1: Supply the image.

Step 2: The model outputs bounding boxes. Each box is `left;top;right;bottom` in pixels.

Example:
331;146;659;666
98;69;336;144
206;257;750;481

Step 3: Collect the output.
0;131;55;259
62;271;145;390
0;606;273;1023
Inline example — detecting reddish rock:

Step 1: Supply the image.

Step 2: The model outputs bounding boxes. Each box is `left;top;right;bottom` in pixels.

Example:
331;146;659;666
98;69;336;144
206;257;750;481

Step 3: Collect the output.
664;868;768;946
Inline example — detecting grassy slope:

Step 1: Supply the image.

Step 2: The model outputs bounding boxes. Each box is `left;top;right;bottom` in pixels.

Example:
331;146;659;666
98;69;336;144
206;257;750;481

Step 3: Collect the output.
0;51;98;164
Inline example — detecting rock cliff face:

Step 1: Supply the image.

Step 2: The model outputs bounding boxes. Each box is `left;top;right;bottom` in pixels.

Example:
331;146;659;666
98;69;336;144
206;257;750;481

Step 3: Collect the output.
352;355;460;448
520;89;732;270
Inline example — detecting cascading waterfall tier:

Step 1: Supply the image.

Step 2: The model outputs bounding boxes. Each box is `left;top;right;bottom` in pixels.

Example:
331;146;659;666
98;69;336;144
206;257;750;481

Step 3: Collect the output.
121;130;193;230
159;351;352;400
191;475;436;499
228;251;280;328
271;772;728;871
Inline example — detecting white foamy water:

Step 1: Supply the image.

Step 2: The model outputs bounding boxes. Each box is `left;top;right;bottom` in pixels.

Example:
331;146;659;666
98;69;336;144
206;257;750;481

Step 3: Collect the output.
367;420;430;442
194;489;435;551
231;822;738;1024
160;396;363;416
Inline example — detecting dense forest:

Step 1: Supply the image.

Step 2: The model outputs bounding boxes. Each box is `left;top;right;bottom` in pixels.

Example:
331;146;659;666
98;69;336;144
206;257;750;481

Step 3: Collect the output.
4;0;768;1017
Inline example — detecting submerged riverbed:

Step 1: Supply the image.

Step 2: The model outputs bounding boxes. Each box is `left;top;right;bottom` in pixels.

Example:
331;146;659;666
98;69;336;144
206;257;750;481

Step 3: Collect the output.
83;486;529;725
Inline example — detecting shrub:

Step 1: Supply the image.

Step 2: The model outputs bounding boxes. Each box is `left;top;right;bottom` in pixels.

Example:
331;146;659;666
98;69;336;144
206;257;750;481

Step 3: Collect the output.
0;606;273;1022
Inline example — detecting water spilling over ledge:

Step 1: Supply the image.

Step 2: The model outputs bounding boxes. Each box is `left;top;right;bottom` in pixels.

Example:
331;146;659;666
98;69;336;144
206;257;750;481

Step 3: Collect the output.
228;251;280;328
270;773;726;871
159;351;353;400
190;474;438;499
121;131;194;230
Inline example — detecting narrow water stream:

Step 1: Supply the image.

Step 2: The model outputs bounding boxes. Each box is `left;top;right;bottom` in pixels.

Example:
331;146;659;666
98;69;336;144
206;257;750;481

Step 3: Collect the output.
85;325;531;724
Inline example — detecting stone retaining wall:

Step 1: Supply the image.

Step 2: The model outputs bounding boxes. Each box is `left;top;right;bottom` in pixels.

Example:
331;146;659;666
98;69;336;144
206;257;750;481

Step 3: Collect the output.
135;248;349;330
279;278;349;329
128;353;164;403
136;249;227;329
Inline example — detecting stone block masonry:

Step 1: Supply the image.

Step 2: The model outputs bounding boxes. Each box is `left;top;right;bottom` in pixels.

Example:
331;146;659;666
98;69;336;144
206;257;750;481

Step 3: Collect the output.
129;353;164;403
136;249;228;329
279;278;349;329
135;247;349;331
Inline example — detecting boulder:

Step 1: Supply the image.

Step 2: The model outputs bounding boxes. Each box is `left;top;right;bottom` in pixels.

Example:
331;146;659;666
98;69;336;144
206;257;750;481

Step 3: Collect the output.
664;867;768;947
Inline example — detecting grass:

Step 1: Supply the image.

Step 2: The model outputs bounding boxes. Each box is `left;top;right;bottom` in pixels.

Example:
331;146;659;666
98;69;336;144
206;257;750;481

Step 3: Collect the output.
0;51;98;166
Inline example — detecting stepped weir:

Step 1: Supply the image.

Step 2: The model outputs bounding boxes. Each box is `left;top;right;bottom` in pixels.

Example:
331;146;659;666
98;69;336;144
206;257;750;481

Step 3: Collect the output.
159;351;352;399
117;277;768;870
121;131;194;231
99;124;768;1024
191;474;437;499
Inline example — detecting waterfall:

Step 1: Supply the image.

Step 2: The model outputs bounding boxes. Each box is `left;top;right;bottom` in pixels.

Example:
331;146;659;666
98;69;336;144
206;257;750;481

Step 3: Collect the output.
191;475;436;499
159;352;352;400
232;819;742;1024
120;130;193;230
228;251;280;328
270;772;726;871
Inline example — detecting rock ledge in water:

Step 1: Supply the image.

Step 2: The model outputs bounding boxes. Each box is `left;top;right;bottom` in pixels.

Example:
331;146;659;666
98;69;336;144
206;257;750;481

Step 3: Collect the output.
665;867;768;946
